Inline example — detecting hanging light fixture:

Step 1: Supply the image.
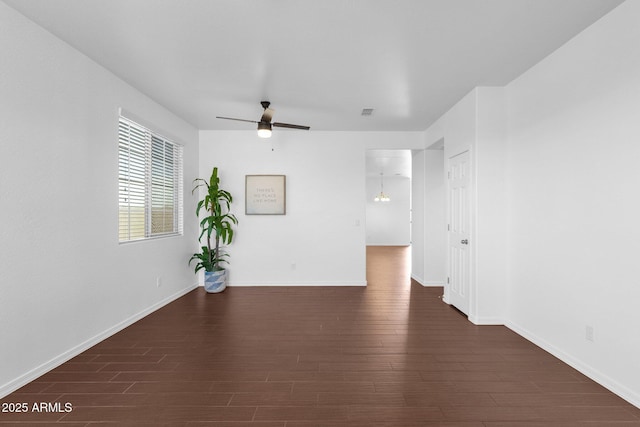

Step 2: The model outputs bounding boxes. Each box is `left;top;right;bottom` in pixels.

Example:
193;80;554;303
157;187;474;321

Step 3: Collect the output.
374;172;390;202
257;121;272;138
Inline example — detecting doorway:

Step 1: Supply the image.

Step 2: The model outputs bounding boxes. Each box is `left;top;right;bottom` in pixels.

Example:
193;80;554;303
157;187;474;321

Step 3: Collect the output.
365;149;412;246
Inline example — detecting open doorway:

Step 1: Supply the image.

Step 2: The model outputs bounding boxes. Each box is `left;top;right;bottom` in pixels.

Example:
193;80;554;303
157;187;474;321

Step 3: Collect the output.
364;147;447;291
365;149;412;288
365;150;412;245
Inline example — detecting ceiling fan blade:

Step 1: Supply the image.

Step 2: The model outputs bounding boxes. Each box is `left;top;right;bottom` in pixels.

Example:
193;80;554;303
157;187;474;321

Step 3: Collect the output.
273;122;310;130
261;107;275;123
216;116;259;124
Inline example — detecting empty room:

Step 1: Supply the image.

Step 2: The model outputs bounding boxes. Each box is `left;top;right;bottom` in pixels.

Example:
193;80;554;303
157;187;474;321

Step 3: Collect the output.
1;0;639;425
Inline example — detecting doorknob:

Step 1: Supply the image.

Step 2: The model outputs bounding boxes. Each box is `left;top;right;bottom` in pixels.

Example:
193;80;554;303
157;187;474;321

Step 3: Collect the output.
461;239;468;245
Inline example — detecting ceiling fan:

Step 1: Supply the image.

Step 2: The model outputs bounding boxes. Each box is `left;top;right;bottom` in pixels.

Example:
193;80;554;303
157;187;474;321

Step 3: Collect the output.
216;101;310;138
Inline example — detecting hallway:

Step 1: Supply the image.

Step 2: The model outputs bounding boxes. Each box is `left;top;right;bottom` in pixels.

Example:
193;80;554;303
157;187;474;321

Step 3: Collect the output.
1;246;638;425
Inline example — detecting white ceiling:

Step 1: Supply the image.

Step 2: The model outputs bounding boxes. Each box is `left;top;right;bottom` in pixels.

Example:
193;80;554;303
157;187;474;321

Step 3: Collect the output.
3;0;624;132
366;150;413;179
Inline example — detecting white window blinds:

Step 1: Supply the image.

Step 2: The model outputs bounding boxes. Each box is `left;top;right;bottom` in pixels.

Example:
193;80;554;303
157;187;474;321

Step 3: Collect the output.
118;116;183;243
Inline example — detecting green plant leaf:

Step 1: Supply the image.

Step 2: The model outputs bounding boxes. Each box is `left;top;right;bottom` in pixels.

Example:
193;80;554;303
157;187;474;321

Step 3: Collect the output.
190;166;238;273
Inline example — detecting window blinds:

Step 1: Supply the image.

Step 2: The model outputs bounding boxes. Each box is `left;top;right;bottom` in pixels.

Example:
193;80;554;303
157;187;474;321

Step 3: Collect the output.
118;116;183;242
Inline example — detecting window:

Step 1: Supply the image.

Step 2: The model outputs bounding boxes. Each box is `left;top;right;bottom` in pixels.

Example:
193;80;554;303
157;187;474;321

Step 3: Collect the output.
118;116;183;242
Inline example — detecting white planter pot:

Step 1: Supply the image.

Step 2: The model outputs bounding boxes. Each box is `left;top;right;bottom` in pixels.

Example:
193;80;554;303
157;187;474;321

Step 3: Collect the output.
204;270;226;293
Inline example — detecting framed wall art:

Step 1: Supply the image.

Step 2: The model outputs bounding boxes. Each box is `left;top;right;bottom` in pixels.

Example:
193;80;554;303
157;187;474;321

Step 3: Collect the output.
245;175;286;215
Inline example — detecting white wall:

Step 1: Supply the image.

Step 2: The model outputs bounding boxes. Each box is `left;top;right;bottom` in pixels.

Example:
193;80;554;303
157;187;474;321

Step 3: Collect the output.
0;3;199;397
411;150;426;283
417;119;448;288
506;0;640;406
423;149;447;286
425;87;508;324
474;87;508;324
366;176;411;246
199;130;368;286
411;148;447;287
198;131;423;286
436;90;478;310
365;132;425;151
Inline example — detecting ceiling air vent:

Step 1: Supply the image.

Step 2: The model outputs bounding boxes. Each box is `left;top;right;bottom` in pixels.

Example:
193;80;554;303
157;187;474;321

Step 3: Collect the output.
361;108;374;116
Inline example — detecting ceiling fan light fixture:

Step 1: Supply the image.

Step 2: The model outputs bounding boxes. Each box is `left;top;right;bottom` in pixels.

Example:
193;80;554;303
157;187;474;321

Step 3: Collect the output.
257;122;272;138
218;102;308;136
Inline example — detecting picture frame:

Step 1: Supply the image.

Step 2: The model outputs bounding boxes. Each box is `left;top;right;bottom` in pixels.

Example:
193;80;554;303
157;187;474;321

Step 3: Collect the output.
245;175;286;215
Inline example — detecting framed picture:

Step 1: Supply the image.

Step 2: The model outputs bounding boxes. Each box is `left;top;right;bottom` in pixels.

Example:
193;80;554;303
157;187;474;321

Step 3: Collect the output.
245;175;286;215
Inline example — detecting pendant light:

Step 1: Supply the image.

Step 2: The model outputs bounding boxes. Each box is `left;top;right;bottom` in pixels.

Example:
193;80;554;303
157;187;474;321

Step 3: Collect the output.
374;172;390;202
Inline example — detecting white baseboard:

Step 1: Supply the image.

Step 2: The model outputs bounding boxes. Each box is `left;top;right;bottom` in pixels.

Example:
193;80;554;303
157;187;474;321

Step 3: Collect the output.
0;284;198;399
228;281;367;287
366;243;411;247
410;275;445;288
506;320;640;409
410;274;425;285
422;282;446;287
468;315;504;325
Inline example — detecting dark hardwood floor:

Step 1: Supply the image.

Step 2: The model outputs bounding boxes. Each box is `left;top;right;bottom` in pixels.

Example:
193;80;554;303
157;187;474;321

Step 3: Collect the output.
2;246;639;426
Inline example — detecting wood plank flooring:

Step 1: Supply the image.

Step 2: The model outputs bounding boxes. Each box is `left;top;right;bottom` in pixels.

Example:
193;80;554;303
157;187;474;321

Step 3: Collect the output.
2;246;639;425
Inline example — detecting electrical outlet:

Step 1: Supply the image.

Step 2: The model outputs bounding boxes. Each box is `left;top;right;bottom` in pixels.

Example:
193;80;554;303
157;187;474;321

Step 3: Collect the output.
156;277;162;288
585;325;594;342
291;263;297;271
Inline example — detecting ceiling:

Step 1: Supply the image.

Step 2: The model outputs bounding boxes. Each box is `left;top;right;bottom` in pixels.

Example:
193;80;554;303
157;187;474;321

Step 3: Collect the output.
3;0;624;131
366;150;413;179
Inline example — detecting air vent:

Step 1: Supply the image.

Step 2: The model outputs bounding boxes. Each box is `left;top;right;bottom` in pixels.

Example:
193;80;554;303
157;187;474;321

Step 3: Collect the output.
361;108;374;116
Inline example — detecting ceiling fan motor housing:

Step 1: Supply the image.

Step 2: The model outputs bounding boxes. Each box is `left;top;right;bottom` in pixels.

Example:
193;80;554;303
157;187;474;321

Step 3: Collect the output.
257;121;272;131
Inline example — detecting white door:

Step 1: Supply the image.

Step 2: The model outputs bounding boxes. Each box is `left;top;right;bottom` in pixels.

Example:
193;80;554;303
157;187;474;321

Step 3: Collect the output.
448;151;471;315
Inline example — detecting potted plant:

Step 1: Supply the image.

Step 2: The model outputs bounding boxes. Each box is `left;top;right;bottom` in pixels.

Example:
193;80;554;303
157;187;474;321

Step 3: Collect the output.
189;167;237;293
